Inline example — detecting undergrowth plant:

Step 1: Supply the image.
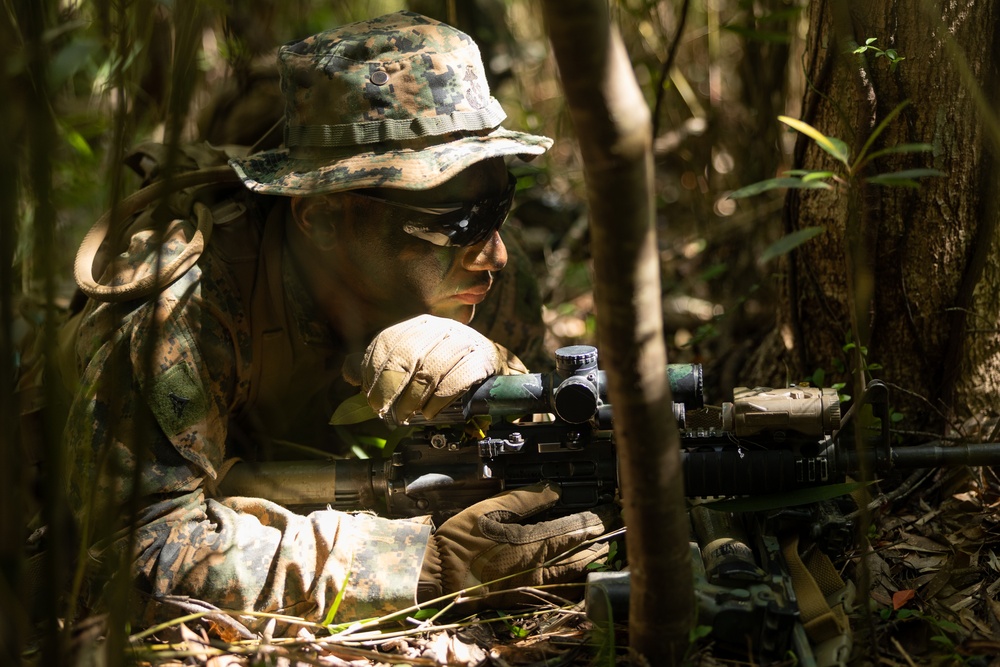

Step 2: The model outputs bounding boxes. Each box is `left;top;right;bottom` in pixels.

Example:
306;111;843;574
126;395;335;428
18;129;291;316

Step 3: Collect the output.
729;38;942;396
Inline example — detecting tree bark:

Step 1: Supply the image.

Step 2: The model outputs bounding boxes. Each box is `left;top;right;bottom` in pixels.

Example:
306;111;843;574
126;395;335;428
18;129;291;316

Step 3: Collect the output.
543;1;694;662
745;0;1000;439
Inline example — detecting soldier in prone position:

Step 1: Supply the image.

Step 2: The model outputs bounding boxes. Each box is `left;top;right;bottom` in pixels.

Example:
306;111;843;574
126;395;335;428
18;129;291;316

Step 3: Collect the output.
47;12;618;630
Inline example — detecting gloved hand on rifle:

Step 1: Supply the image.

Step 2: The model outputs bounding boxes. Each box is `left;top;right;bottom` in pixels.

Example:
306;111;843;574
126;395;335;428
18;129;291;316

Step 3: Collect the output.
418;482;621;607
345;314;527;423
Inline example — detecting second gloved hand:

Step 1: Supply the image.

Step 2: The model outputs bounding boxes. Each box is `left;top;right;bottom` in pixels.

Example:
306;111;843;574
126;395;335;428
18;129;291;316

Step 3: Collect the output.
420;482;620;607
347;314;527;423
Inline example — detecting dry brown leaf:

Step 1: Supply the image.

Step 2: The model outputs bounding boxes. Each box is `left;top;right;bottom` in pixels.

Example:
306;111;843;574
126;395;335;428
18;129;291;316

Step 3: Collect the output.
957;608;993;636
898;531;950;553
178;622;216;662
892;589;916;610
421;631;487;666
208;619;246;644
902;553;948;572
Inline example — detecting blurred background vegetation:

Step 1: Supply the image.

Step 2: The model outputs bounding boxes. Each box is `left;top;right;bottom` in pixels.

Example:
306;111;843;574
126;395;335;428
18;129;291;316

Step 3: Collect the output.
8;0;806;399
3;3;805;660
15;0;999;664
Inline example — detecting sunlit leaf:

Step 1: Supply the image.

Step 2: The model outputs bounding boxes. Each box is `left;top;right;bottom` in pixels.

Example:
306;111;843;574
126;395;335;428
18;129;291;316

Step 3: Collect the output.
802;171;836;182
728;177;831;199
758;226;826;264
779;115;850;165
62;128;94;158
329;393;377;425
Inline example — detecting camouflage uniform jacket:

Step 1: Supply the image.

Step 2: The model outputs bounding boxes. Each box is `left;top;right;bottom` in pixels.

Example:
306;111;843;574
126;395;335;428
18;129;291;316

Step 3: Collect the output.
64;179;546;630
66;196;433;629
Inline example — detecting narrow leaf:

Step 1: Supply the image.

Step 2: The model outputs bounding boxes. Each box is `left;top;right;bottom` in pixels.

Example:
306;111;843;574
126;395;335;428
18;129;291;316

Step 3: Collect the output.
866;168;945;187
862;143;933;164
758;226;826;264
779;115;850;165
802;170;836;182
728;177;831;199
854;100;912;169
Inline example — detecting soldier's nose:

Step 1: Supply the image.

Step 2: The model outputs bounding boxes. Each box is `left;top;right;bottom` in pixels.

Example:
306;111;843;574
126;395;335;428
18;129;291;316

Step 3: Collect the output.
462;231;507;272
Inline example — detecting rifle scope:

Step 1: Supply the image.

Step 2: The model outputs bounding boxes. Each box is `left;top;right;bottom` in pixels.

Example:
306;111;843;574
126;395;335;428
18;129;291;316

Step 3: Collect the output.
396;345;704;426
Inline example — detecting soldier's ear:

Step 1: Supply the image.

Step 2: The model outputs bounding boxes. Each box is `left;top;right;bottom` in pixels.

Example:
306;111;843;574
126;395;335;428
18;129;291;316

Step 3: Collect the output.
290;194;346;251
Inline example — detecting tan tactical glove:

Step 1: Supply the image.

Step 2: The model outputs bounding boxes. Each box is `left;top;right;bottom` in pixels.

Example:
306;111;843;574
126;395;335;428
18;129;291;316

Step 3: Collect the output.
419;482;620;607
347;314;527;423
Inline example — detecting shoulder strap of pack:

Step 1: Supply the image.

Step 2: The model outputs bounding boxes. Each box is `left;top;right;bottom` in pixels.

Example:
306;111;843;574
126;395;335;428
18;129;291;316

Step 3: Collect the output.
73;143;245;302
74;166;241;302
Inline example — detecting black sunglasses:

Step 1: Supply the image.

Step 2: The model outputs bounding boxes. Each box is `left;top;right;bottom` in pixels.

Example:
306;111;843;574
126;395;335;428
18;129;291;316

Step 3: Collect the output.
351;172;517;247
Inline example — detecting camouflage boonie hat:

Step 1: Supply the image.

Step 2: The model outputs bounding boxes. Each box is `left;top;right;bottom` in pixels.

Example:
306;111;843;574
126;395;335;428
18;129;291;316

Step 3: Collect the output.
229;11;552;196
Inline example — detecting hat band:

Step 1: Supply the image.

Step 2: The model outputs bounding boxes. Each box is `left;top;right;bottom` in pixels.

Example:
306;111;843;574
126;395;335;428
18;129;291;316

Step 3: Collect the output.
285;99;507;148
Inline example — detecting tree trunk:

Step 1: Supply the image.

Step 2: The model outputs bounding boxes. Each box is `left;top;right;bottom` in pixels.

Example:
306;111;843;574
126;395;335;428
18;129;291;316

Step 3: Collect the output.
745;0;1000;439
543;1;694;662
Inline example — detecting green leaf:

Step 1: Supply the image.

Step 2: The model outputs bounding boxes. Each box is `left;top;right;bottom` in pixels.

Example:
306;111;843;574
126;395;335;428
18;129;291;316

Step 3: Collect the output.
866;168;946;188
866;37;879;45
854;100;912;169
862;143;933;164
329;393;378;425
896;609;914;619
728;177;831;199
412;608;439;620
322;557;353;626
779;115;850;165
63;128;94;158
936;619;962;633
758;226;826;264
802;171;836;182
689;625;713;642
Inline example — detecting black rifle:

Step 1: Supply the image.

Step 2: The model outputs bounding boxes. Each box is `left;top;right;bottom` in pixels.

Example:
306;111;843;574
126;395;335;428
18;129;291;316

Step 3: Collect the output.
220;344;1000;516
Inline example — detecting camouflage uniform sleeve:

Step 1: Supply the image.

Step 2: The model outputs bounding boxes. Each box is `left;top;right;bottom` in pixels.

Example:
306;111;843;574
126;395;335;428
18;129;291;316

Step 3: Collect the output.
67;222;430;631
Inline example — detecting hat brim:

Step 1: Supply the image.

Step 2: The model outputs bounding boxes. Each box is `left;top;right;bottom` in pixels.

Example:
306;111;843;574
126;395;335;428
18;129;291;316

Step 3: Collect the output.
229;128;552;196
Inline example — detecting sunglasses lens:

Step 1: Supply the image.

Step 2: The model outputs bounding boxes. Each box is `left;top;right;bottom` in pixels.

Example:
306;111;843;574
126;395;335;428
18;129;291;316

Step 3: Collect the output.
400;174;516;247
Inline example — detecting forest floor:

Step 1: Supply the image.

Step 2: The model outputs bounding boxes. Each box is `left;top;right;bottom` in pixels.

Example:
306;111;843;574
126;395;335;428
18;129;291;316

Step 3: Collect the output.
59;465;997;667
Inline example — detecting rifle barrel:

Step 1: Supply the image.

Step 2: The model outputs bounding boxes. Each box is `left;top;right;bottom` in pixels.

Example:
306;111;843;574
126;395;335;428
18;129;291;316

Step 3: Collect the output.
887;441;1000;469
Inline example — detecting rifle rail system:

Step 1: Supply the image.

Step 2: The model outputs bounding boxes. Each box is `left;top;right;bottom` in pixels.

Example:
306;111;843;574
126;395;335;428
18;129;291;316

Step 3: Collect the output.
219;346;1000;518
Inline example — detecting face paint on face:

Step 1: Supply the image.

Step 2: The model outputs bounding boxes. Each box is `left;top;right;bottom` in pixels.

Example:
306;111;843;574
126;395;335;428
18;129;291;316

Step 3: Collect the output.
324;158;510;332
